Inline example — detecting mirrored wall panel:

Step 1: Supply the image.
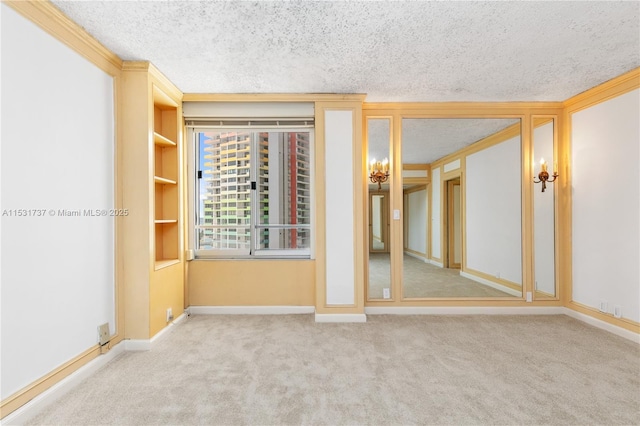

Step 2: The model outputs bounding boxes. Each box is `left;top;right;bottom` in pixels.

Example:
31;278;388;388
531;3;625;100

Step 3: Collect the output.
401;118;523;298
367;118;391;299
533;117;557;298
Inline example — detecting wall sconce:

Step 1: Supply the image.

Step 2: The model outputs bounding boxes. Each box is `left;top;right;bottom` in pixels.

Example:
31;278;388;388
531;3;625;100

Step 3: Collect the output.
533;158;558;192
369;158;390;190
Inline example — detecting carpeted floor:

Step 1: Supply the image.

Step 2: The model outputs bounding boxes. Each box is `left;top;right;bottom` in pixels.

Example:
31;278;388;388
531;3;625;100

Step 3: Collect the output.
369;253;514;299
26;314;639;425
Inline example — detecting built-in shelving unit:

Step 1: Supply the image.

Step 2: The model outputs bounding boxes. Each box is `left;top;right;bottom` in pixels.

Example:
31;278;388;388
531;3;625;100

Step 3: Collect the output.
152;86;180;268
121;61;184;341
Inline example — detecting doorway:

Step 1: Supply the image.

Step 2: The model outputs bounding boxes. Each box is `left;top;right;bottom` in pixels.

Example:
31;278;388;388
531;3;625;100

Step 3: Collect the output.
369;191;389;252
445;178;461;269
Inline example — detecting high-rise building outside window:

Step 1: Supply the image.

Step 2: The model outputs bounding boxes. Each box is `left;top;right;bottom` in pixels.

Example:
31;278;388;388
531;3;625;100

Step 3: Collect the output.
193;129;313;258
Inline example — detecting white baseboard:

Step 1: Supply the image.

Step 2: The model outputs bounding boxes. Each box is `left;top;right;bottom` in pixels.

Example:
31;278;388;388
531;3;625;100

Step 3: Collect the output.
365;306;565;315
188;306;315;315
124;313;187;351
315;313;367;323
404;251;428;262
460;271;522;297
562;307;640;344
428;259;443;267
1;343;125;426
123;339;151;351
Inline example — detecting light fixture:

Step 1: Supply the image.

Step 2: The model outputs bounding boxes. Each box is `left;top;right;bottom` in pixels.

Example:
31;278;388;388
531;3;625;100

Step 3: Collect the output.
533;158;558;192
369;158;390;190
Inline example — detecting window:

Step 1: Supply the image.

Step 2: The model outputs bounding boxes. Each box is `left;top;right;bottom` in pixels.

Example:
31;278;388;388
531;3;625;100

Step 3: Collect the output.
193;129;313;258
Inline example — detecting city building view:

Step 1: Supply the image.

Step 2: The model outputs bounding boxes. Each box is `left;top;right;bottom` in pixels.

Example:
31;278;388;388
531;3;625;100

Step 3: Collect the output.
197;130;311;253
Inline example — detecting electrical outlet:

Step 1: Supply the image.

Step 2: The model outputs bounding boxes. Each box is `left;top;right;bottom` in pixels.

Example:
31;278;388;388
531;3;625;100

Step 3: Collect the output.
599;300;608;313
98;323;110;346
383;288;391;299
613;305;622;318
166;308;173;322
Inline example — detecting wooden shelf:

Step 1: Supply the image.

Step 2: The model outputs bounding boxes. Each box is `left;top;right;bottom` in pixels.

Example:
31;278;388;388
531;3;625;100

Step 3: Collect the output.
155;259;180;270
154;132;177;147
154;176;177;185
154;219;177;224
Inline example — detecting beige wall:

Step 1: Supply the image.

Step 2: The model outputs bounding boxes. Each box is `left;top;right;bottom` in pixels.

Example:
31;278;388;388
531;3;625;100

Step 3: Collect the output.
188;260;315;306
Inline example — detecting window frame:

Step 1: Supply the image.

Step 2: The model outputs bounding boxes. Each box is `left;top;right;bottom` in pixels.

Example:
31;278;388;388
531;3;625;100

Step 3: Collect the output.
187;125;315;260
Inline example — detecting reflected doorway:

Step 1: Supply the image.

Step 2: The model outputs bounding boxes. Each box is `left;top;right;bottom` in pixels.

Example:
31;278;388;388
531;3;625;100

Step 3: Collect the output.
369;191;389;252
445;178;461;269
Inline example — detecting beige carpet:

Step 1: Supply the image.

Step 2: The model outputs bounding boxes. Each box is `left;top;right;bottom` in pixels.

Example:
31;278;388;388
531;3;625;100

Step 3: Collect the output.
26;315;639;425
369;253;514;299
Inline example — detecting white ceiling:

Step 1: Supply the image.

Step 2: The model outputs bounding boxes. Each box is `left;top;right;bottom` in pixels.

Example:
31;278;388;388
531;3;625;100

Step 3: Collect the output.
51;1;639;102
49;1;638;164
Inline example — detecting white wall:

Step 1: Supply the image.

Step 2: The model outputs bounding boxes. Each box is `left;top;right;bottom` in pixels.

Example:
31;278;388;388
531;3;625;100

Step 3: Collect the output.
571;89;640;322
430;168;441;260
466;136;522;285
533;121;556;295
324;110;355;305
407;189;427;255
1;4;115;399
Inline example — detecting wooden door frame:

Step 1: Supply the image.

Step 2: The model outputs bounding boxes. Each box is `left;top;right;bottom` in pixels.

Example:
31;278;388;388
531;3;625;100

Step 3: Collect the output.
369;190;389;253
445;178;461;269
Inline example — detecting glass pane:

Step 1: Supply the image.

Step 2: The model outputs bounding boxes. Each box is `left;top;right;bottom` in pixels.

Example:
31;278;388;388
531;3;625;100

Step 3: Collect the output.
197;227;251;250
258;132;311;225
367;118;392;300
197;131;251;251
256;227;311;250
258;131;312;251
401;118;522;298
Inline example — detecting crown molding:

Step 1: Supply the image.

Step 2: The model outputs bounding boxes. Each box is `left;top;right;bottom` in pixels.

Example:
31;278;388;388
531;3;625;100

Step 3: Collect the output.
183;93;366;103
563;67;640;113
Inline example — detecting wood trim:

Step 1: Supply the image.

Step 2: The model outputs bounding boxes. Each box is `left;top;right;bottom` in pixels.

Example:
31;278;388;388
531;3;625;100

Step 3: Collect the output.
463;268;523;293
446;179;461;269
566;301;640;334
363;102;563;113
353;104;365;312
403;163;429;170
431;121;522;168
560;107;573;305
405;248;427;258
0;344;103;418
184;93;367;103
563;67;640;112
366;298;562;307
403;184;427;195
521;112;534;300
314;104;327;310
4;0;122;76
149;64;183;105
391;113;403;301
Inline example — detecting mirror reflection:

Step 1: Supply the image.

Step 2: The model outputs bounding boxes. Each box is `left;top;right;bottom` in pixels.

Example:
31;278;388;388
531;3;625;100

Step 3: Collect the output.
367;118;391;299
401;118;523;298
533;117;556;298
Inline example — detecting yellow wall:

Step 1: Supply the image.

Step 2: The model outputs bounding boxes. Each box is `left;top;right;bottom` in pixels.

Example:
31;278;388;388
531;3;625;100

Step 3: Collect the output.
150;262;185;336
188;260;315;306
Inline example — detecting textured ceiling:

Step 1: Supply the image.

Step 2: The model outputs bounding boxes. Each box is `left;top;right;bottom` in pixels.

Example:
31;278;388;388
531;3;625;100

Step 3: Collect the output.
368;118;520;164
51;1;639;102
